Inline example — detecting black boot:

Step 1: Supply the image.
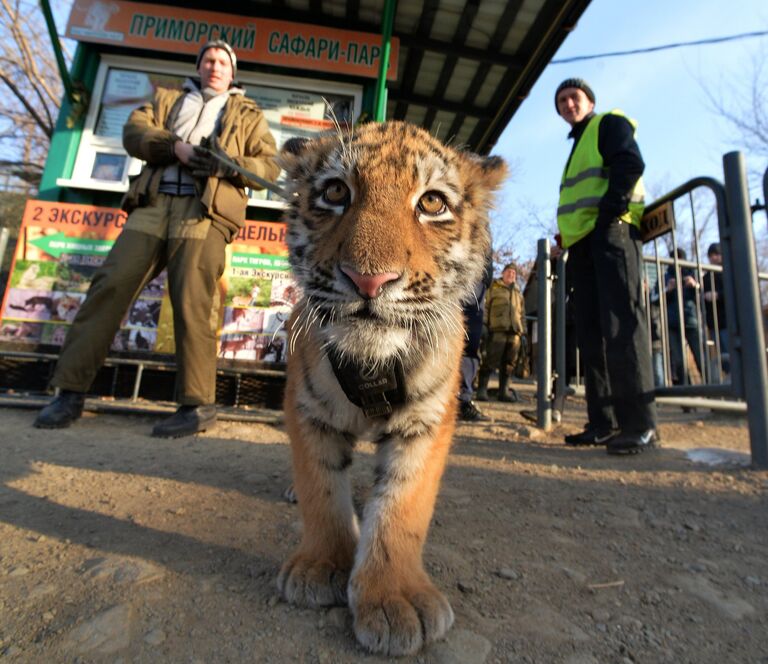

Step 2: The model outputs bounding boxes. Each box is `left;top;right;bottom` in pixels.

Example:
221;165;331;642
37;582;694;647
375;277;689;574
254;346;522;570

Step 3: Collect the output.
151;404;217;438
476;370;491;401
34;390;85;429
458;400;489;422
497;372;519;402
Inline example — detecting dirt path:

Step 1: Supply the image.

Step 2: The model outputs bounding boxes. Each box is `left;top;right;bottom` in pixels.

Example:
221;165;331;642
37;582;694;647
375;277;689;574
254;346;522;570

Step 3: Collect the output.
1;391;766;663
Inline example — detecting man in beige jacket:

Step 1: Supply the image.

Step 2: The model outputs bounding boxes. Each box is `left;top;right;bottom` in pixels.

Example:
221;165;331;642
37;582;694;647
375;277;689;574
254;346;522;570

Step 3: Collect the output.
477;263;525;402
35;40;280;437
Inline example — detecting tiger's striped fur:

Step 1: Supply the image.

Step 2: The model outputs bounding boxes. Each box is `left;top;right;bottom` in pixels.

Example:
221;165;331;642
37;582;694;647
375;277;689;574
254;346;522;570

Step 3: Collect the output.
277;121;506;656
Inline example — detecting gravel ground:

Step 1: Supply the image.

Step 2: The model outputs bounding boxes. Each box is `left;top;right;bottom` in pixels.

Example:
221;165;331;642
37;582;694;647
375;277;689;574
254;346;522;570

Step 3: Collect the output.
0;388;766;664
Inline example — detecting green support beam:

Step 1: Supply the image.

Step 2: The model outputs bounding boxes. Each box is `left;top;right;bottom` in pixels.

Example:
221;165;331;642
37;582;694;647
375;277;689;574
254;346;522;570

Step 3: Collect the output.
373;0;396;122
39;0;76;104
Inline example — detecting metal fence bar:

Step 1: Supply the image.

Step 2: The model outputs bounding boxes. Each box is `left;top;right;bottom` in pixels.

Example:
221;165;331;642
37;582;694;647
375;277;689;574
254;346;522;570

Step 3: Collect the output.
651;245;672;386
723;152;768;468
552;249;568;421
566;383;746;413
131;363;144;402
0;227;9;274
651;255;729;387
688;194;710;384
535;239;553;431
653;382;734;398
763;167;768;227
668;235;692;384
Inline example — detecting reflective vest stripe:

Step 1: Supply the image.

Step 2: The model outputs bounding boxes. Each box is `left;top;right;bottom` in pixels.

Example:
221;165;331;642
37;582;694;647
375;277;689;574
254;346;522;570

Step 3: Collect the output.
560;167;608;191
557;196;604;216
557;191;644;216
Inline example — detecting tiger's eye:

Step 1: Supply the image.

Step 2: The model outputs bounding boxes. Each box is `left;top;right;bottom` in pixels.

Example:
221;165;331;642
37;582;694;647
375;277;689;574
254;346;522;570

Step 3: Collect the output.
418;191;447;215
322;180;350;206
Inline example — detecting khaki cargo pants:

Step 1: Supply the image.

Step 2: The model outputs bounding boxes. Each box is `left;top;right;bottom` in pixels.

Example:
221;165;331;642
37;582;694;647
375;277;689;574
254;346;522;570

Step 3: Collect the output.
52;194;226;405
483;331;522;373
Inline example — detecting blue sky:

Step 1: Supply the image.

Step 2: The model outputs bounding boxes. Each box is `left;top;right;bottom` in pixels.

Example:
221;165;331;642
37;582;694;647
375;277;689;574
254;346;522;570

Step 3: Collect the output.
492;0;768;261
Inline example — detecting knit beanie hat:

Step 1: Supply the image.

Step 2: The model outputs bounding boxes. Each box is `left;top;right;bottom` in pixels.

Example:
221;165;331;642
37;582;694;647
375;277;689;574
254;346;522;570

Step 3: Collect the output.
503;263;517;272
554;78;595;110
196;40;237;78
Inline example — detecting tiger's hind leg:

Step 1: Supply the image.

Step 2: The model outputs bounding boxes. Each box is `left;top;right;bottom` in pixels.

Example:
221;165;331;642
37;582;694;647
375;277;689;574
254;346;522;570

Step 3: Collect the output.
349;411;456;656
278;396;359;607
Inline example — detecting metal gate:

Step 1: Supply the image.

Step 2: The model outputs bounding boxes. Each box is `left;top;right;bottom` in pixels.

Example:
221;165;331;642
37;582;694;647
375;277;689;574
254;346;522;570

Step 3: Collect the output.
535;152;768;468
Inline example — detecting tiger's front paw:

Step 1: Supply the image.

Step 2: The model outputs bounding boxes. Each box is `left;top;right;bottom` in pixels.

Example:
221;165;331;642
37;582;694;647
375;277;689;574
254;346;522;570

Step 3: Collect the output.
277;553;350;607
351;582;454;656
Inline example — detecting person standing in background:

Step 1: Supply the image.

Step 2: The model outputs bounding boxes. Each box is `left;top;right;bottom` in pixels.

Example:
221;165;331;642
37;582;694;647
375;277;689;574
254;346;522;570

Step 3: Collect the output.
34;41;280;437
703;241;729;378
665;247;704;385
476;263;525;403
555;77;657;454
457;254;494;421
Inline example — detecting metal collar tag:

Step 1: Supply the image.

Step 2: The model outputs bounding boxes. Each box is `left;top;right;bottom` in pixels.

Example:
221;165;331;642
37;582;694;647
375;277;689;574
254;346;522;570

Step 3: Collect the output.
327;349;406;418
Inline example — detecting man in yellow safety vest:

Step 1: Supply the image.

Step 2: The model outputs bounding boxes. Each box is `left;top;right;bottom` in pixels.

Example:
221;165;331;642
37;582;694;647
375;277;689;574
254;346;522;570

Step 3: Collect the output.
555;78;657;454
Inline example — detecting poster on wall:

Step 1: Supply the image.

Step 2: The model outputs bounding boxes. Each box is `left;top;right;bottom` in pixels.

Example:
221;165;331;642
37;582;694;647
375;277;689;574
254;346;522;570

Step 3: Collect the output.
244;82;356;202
94;68;185;141
0;200;296;365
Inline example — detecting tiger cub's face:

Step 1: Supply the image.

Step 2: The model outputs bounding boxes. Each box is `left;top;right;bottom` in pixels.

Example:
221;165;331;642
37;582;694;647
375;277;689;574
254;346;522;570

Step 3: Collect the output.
280;121;507;362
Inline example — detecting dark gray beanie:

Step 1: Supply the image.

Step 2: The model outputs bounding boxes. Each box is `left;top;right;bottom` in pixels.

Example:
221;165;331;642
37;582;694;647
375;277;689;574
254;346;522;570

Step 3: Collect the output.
555;78;595;110
196;40;237;78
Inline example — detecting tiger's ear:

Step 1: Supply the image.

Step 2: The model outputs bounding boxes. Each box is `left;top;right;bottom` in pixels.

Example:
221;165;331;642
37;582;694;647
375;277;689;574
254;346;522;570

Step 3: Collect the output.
480;155;507;186
282;137;311;156
277;137;313;176
463;153;508;192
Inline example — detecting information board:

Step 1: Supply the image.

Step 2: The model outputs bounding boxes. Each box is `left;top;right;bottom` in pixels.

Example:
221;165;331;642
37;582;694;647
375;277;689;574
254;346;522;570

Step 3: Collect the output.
0;200;295;365
66;0;399;80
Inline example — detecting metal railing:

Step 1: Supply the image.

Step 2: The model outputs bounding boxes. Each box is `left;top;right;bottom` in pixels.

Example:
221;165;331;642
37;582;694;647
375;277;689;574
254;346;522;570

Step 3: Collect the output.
0;227;9;275
536;152;768;468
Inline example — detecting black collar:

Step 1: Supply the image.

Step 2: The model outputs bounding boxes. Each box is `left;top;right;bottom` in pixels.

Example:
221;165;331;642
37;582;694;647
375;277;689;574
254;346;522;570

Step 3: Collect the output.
327;347;406;418
567;112;596;141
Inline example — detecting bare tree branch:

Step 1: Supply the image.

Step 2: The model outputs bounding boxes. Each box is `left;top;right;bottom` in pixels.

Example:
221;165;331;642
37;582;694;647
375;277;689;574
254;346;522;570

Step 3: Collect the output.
0;70;53;137
0;0;65;191
702;44;768;161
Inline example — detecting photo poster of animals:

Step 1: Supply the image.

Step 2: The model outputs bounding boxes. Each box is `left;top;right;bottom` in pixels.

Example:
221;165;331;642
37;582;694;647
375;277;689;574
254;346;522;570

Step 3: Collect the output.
0;200;297;366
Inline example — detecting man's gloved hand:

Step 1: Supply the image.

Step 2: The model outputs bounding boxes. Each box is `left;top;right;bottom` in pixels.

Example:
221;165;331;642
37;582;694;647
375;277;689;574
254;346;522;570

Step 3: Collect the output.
188;146;236;179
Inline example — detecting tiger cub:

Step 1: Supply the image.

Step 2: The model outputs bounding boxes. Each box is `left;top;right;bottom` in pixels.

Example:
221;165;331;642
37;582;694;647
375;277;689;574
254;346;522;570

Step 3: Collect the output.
277;121;506;655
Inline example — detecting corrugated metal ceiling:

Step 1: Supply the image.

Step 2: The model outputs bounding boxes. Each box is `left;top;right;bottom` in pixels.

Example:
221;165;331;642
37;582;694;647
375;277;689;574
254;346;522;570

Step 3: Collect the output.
152;0;592;153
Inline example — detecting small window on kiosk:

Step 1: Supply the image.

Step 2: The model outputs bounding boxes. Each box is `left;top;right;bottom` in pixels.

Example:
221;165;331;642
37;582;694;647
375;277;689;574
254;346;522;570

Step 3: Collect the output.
90;152;128;181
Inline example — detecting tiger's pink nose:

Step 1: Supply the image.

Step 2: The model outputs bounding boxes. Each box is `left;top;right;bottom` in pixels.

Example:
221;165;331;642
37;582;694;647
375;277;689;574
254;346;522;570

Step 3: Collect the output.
341;266;400;299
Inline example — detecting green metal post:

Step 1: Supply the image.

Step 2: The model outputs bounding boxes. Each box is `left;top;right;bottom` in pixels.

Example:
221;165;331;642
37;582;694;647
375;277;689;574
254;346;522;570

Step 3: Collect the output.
39;0;76;104
373;0;396;122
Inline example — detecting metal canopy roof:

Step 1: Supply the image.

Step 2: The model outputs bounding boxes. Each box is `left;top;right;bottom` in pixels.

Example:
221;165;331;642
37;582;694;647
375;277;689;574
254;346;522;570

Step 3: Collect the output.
137;0;593;154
